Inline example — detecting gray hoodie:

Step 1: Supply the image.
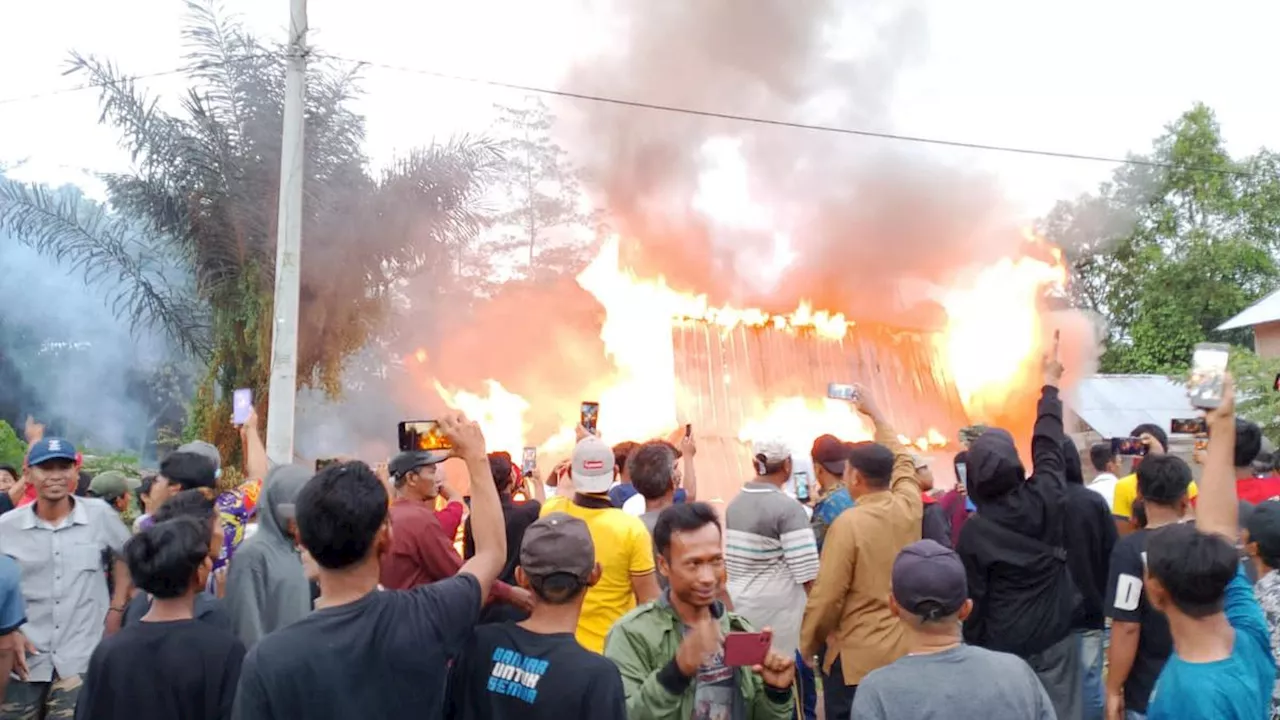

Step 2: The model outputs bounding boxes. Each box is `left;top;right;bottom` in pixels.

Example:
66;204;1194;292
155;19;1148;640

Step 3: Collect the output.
224;464;312;648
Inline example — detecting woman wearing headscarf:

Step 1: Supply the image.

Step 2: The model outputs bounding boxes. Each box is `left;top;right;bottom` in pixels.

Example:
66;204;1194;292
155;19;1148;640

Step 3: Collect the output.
224;464;313;648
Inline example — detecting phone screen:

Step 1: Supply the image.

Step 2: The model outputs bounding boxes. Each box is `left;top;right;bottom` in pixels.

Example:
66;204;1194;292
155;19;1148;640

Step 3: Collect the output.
1170;417;1207;435
1112;437;1147;456
315;457;338;472
522;447;537;474
580;402;600;434
1189;343;1230;409
232;388;252;426
826;383;856;401
398;420;452;452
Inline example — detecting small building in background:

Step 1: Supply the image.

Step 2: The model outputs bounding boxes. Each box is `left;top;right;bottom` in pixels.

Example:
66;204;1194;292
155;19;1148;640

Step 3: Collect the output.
1066;374;1200;479
1219;289;1280;358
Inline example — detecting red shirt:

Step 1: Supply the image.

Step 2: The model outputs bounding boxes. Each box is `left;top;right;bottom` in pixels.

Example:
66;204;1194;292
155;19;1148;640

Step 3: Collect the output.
435;501;465;540
1237;475;1280;505
380;498;517;605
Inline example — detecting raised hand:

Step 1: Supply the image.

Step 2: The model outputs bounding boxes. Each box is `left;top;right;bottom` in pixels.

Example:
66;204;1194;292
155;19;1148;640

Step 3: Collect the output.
438;413;487;461
1043;330;1065;387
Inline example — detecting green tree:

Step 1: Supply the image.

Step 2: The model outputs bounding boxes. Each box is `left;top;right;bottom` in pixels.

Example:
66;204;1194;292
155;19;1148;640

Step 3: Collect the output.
0;421;23;470
493;96;592;278
0;1;500;461
1041;104;1279;373
1226;348;1280;444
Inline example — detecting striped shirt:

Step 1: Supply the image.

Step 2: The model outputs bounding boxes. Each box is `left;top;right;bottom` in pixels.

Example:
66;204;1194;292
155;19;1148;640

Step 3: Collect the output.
725;481;820;656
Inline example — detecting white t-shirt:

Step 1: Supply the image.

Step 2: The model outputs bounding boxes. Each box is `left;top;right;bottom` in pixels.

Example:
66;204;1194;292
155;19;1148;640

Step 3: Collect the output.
1088;473;1119;512
622;492;646;516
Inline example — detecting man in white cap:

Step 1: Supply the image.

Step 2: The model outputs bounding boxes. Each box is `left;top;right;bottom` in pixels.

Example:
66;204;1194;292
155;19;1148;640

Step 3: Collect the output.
725;436;820;719
539;435;659;653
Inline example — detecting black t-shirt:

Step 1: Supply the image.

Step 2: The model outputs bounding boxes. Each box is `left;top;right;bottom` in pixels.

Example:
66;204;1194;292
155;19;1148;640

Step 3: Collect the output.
122;590;232;631
232;573;482;720
445;623;626;720
1104;526;1175;714
76;618;246;720
465;497;542;584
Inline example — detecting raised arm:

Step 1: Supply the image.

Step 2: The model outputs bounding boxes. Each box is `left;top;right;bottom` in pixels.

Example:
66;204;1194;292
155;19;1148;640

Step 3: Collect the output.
1196;375;1238;540
853;386;921;505
679;431;698;502
1029;337;1067;506
441;414;507;601
240;408;269;482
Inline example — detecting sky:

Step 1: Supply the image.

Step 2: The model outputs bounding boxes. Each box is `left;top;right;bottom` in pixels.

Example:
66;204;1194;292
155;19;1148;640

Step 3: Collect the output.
2;0;1279;219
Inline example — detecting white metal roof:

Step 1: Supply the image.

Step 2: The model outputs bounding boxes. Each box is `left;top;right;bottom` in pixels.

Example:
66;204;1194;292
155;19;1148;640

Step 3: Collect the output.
1069;374;1196;440
1219;288;1280;330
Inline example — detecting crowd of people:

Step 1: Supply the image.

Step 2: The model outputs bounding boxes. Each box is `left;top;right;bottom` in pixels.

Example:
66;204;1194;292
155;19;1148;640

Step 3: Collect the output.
0;343;1278;719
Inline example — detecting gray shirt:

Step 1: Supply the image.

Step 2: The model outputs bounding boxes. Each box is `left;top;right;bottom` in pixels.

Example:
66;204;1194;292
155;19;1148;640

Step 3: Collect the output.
851;644;1055;720
640;510;668;592
0;497;131;681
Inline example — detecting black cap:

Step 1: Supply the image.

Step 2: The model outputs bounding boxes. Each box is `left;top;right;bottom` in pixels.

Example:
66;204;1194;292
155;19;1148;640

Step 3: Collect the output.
389;450;446;478
892;540;968;620
1247;500;1280;562
811;434;852;476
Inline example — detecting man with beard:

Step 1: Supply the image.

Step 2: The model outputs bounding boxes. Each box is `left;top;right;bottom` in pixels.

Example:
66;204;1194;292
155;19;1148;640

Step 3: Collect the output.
956;342;1081;720
604;503;795;720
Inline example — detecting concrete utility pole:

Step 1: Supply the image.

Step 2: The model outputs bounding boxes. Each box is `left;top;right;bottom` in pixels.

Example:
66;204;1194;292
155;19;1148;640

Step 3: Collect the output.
265;0;308;466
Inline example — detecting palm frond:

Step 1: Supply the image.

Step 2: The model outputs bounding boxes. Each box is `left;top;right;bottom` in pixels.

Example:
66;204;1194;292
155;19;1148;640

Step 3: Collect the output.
64;52;184;176
0;182;211;359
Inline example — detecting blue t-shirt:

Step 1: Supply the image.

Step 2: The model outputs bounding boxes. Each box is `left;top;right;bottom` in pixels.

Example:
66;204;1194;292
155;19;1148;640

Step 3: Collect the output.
0;554;26;634
1148;566;1276;720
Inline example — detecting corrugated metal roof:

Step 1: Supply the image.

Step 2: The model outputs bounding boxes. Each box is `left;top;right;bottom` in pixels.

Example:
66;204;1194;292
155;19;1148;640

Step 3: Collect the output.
671;322;971;505
1219;288;1280;330
1069;374;1195;440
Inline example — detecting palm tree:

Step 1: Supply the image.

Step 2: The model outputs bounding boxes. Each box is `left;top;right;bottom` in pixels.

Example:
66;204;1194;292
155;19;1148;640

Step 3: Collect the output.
0;0;500;460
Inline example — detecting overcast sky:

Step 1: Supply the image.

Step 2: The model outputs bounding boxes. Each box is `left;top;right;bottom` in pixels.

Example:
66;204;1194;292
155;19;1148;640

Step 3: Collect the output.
3;0;1278;219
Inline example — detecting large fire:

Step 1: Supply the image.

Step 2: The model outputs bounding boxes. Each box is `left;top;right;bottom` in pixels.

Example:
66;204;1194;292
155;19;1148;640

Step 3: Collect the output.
420;231;1069;472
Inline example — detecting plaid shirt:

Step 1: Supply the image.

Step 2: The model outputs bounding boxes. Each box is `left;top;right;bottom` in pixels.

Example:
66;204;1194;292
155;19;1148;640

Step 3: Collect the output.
1255;569;1280;720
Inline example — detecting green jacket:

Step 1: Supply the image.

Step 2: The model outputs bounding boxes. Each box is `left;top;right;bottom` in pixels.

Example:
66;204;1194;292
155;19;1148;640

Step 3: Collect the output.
603;597;794;720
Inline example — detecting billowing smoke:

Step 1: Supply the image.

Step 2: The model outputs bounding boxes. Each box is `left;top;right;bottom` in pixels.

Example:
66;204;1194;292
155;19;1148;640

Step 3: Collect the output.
0;205;181;456
561;0;1021;323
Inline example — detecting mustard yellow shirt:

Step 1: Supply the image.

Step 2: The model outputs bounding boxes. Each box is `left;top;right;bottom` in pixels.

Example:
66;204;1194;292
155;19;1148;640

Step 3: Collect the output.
539;496;655;652
1111;473;1198;519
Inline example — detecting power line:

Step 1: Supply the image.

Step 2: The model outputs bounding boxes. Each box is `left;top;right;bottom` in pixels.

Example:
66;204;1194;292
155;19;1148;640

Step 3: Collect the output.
0;54;279;108
317;52;1266;180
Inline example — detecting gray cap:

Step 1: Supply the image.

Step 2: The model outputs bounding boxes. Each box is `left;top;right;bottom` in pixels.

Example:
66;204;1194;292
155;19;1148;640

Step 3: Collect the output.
520;512;595;581
178;441;221;471
892;540;968;620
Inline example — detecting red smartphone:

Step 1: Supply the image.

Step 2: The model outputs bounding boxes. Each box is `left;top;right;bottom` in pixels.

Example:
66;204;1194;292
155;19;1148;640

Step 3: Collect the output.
723;631;771;667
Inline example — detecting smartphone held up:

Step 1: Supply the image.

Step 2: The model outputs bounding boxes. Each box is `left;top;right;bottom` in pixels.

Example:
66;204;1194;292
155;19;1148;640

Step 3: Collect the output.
232;388;252;426
1188;343;1230;409
827;383;858;402
580;401;600;435
398;420;453;453
723;631;772;667
1111;437;1147;457
522;447;537;475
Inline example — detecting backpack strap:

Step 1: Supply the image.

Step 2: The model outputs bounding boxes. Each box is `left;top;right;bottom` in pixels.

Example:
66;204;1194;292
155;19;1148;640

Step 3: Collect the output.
967;513;1068;563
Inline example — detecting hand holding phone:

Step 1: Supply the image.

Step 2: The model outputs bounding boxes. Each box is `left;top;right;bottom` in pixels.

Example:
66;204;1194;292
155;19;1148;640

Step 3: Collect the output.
398;420;453;452
723;631;773;667
1111;437;1147;457
580;401;600;435
232;388;253;426
1188;343;1230;409
1171;417;1207;435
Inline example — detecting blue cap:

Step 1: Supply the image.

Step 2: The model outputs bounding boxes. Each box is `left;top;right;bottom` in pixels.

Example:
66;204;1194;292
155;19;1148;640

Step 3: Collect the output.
27;437;77;467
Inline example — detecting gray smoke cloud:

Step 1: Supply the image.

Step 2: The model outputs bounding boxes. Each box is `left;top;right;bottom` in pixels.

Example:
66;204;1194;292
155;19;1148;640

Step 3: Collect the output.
0;215;180;456
562;0;1025;324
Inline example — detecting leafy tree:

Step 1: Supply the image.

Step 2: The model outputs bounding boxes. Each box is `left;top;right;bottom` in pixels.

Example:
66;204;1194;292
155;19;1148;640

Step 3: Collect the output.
1226;348;1280;444
1042;104;1280;373
0;421;24;470
0;1;500;461
493;96;593;277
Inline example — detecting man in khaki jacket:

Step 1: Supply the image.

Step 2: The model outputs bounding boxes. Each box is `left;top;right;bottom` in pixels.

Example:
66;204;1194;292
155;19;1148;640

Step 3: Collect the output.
799;386;922;719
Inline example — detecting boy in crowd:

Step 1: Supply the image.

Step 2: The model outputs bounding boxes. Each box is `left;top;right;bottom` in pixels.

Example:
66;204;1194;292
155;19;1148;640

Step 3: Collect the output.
1111;424;1198;536
808;434;854;551
1088;441;1121;512
76;517;246;719
1244;499;1280;719
446;513;625;719
1143;377;1274;719
605;503;794;720
852;540;1055;719
1104;454;1191;720
232;413;508;720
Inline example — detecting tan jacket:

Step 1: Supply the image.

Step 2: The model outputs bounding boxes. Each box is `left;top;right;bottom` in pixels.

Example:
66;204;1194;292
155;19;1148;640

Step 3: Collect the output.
798;420;922;685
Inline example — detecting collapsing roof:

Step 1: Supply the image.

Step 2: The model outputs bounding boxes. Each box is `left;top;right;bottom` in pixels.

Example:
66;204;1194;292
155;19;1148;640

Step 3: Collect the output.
1068;374;1195;441
671;321;971;503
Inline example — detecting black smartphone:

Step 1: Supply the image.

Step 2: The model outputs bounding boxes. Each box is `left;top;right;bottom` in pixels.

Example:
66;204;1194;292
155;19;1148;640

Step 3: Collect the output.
1111;437;1147;457
1170;417;1207;435
580;402;600;435
397;420;452;452
685;423;692;439
315;457;339;472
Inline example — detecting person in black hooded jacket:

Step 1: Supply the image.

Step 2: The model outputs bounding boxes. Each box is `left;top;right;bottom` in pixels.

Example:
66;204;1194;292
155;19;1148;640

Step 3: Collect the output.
956;345;1083;720
1061;438;1117;720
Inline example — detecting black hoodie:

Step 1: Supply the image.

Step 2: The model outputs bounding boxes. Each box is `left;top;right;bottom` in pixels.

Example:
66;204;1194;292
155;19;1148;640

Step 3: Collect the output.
957;385;1080;657
1061;439;1118;630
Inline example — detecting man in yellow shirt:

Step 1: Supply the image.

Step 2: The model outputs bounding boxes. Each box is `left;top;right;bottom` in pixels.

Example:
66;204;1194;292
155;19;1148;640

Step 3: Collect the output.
1111;424;1198;535
541;435;660;652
